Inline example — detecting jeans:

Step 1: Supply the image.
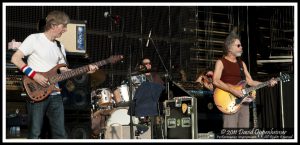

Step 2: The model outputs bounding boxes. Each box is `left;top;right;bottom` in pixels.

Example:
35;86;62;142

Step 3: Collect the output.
26;94;67;139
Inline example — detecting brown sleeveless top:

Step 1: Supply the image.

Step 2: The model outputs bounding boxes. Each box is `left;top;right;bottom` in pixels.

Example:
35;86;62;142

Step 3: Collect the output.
220;57;243;85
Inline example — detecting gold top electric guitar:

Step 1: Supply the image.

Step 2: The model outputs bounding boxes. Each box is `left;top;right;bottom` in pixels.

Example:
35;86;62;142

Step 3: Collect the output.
213;73;290;114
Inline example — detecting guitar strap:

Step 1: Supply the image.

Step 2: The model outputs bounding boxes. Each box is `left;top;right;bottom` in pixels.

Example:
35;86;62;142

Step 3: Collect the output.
55;40;69;67
237;59;246;81
237;60;258;128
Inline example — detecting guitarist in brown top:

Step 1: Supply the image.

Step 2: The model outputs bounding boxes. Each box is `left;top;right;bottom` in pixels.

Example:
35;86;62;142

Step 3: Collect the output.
212;30;278;129
10;10;102;139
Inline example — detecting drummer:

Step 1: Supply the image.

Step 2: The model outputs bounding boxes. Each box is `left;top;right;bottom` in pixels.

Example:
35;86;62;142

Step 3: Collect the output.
140;57;164;85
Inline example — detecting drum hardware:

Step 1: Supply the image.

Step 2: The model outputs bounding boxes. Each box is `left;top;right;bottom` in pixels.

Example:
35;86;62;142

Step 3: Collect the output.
135;124;149;138
135;116;150;137
131;74;147;87
138;116;150;126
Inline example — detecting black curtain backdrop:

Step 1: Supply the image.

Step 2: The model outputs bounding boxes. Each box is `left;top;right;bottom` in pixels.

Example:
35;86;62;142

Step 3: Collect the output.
256;84;281;128
255;73;294;131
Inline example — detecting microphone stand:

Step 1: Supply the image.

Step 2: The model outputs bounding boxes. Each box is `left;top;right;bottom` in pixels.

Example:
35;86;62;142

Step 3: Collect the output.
107;12;135;139
128;44;134;139
149;37;171;100
119;16;134;139
148;37;170;139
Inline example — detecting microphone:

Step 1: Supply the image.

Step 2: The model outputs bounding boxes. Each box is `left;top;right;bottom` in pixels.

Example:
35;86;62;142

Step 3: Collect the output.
145;29;152;47
104;11;120;24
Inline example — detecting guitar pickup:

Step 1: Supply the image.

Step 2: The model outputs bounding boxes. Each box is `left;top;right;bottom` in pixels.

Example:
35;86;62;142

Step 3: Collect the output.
242;89;246;95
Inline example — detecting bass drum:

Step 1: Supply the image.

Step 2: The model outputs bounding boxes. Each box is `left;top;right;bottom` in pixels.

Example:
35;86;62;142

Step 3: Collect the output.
104;108;152;139
105;108;139;127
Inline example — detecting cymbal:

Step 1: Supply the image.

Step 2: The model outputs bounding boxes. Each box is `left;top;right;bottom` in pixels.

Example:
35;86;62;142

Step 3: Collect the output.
65;80;75;92
130;70;150;76
90;69;106;88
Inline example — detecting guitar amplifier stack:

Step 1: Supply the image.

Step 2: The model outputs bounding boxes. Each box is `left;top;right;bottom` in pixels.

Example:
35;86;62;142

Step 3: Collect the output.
163;96;198;139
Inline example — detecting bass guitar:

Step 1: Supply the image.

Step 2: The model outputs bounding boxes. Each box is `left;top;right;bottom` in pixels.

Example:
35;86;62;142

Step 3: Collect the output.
23;55;123;102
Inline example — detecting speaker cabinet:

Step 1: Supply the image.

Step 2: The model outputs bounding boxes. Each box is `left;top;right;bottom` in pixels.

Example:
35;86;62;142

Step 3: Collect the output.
65;117;91;139
196;94;223;133
60;74;91;111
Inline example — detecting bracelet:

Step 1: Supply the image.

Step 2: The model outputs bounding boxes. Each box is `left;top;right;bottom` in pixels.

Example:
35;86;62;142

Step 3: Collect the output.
21;64;36;79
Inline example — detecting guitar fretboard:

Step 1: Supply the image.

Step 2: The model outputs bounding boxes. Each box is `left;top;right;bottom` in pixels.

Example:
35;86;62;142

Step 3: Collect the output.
50;60;108;83
244;77;280;94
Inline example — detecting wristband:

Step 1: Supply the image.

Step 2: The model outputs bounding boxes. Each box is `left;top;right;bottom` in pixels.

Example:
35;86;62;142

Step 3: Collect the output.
21;64;36;79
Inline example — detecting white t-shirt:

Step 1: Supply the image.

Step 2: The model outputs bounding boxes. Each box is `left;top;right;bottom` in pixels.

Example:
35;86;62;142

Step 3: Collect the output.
18;33;67;94
18;33;67;72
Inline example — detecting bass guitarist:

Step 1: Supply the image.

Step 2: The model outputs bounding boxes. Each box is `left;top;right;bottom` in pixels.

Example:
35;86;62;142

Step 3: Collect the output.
212;30;277;128
11;10;99;139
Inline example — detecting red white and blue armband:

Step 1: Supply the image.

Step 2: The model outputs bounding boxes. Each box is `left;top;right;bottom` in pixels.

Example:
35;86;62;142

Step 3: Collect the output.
21;64;36;79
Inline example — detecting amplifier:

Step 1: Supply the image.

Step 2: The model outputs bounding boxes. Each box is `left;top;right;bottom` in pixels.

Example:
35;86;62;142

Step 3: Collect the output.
6;64;24;91
195;94;223;133
163;96;198;139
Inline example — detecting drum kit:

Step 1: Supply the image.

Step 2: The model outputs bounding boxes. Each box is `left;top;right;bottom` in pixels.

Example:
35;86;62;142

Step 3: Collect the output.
90;70;148;139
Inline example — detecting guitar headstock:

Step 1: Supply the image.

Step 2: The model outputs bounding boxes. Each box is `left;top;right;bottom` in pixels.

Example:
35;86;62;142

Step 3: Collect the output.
107;55;124;64
279;73;291;83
